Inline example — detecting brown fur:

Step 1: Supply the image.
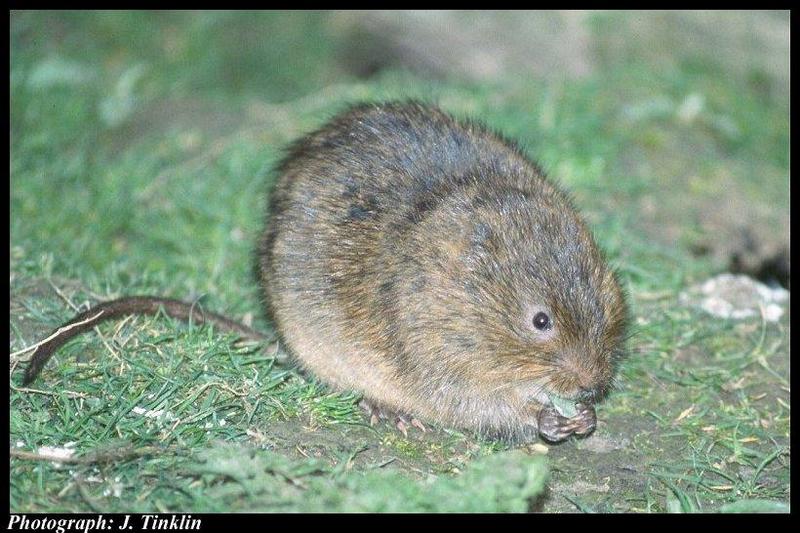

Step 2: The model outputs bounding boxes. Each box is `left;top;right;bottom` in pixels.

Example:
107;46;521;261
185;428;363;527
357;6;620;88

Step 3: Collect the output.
259;101;628;441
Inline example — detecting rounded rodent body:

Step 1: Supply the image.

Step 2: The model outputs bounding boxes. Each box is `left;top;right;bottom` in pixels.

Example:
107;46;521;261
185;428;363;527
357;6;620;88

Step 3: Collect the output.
260;101;628;441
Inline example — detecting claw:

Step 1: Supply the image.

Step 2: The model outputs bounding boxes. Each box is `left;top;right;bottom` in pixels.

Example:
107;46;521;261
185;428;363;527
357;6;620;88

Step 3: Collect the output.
396;418;409;437
359;399;425;436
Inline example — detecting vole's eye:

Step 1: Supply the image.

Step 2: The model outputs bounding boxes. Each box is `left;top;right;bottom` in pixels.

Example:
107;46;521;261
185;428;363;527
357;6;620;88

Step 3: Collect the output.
532;311;551;330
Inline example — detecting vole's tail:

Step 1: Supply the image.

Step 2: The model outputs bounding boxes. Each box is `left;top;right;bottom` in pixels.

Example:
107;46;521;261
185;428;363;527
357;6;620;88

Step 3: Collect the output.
20;296;270;386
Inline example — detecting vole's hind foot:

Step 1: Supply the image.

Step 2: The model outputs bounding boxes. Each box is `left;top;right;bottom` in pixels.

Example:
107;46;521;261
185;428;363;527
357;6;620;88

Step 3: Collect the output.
396;415;427;437
359;400;426;436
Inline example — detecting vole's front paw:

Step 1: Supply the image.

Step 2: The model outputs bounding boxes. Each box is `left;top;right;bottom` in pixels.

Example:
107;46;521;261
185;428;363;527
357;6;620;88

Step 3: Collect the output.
536;402;596;443
571;402;597;436
359;399;426;437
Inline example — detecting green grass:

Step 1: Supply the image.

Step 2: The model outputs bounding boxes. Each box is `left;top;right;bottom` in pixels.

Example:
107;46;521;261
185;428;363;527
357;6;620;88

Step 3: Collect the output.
10;11;789;512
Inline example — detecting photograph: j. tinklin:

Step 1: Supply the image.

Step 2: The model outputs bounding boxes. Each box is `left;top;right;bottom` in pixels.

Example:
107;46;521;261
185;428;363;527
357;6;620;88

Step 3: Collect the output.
10;10;789;514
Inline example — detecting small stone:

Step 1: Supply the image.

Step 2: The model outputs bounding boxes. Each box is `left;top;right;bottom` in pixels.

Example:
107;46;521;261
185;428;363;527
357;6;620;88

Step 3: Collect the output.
681;273;789;323
730;308;756;320
529;443;549;454
701;296;734;318
763;304;784;322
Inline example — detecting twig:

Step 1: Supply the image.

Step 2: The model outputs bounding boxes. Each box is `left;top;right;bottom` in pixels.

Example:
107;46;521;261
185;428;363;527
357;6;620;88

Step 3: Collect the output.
47;280;82;313
10;445;159;464
10;449;85;463
10;383;88;399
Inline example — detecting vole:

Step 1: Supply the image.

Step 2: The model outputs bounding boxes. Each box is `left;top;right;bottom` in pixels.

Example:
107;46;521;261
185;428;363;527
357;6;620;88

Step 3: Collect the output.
20;101;628;443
